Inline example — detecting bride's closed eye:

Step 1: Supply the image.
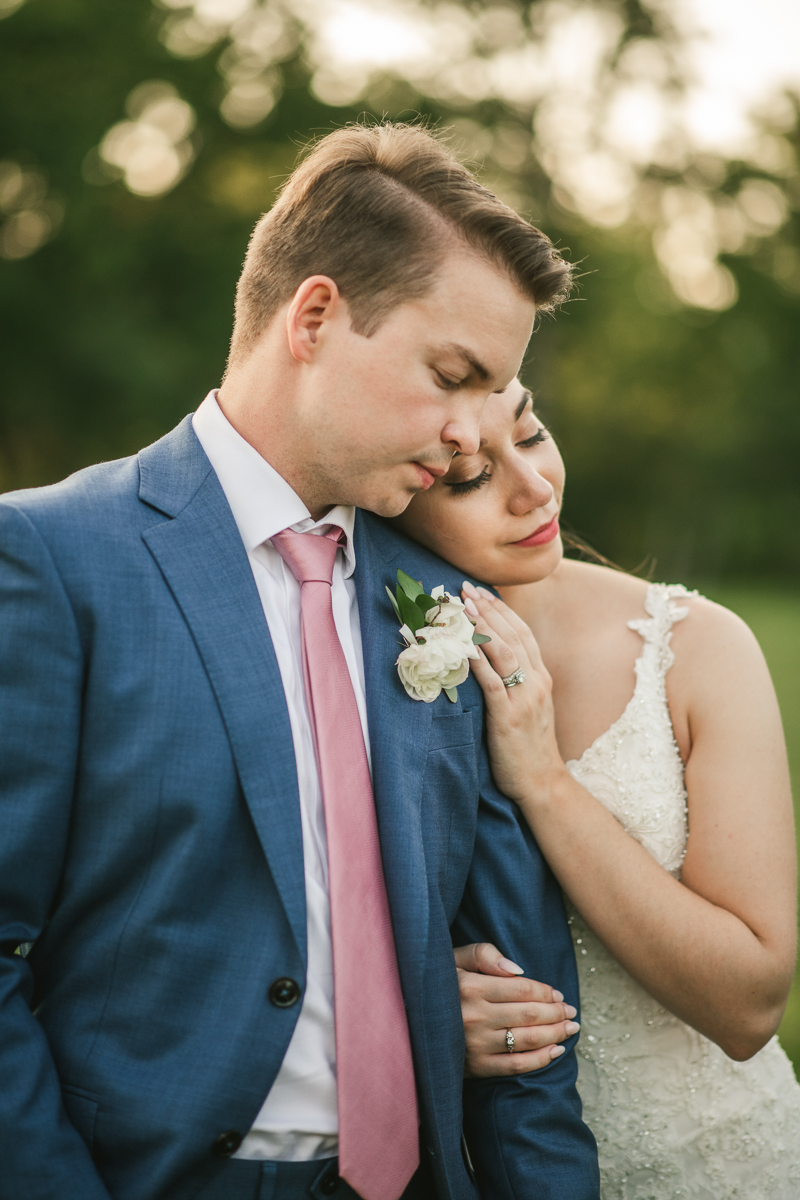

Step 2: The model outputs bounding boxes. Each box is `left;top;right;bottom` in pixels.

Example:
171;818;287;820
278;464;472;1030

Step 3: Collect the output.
444;466;493;495
443;427;550;496
517;427;550;450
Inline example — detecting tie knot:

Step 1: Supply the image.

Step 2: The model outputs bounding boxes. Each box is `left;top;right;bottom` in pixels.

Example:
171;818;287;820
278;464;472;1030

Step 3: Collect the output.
272;526;344;586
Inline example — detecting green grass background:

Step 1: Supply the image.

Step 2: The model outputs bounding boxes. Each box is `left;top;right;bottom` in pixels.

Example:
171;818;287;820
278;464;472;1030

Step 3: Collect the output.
702;585;800;1075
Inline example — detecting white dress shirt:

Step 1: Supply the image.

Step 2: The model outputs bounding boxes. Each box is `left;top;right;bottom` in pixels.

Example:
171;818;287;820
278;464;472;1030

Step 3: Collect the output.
193;391;370;1162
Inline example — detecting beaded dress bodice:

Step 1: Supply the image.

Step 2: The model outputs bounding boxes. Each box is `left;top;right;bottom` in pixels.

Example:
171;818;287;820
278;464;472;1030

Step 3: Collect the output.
566;583;800;1200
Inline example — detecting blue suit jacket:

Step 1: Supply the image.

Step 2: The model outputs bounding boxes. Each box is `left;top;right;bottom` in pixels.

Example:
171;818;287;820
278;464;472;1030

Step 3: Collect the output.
0;417;598;1200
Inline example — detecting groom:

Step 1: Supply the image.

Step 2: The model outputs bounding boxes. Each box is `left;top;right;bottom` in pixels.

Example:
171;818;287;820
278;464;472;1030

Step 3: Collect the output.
0;124;598;1200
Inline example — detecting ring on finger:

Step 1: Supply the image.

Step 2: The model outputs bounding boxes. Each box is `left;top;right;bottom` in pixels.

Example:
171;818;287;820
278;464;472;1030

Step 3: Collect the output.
501;668;526;689
505;1029;516;1053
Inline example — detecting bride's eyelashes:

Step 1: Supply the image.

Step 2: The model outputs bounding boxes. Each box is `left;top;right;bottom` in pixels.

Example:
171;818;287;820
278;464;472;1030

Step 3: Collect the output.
445;466;492;495
517;425;550;449
444;426;550;495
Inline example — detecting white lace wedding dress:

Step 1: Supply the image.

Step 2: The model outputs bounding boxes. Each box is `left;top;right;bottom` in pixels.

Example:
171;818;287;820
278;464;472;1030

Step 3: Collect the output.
566;583;800;1199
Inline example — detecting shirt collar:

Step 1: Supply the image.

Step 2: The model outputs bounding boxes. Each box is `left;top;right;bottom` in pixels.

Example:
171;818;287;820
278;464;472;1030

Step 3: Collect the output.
192;391;357;578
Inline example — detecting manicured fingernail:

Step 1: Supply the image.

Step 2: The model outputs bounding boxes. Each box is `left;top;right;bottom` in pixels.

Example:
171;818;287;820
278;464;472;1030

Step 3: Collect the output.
498;957;524;975
476;586;495;601
462;580;478;597
565;1021;580;1036
552;990;564;1002
550;1045;565;1058
565;1004;577;1019
464;597;479;618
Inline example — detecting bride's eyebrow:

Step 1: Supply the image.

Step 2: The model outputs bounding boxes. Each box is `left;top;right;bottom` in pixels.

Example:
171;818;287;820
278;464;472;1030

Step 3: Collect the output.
455;389;534;454
514;389;533;421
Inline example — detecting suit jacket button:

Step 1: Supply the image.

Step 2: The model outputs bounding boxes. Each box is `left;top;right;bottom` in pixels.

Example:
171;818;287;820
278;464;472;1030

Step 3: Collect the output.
212;1130;243;1158
269;977;301;1007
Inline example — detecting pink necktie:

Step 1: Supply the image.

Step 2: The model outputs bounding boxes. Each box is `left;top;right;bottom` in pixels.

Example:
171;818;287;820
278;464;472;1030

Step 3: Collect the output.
272;527;419;1200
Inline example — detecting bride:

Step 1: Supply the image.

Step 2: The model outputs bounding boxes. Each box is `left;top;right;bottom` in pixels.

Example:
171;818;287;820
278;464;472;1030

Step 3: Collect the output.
393;377;800;1197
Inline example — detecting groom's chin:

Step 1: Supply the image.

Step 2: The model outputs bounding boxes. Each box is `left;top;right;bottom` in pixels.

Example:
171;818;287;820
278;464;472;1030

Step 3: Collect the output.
360;487;419;520
320;473;414;518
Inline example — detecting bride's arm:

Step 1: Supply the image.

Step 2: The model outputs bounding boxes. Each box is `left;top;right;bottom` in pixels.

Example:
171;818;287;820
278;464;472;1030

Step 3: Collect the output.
461;582;797;1062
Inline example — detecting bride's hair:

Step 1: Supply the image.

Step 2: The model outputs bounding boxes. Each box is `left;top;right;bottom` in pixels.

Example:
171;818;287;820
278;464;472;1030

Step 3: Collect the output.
561;526;655;579
227;120;574;366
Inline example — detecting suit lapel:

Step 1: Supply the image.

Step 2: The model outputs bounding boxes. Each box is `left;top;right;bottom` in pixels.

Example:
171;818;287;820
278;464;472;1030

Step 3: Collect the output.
354;511;432;995
139;421;306;963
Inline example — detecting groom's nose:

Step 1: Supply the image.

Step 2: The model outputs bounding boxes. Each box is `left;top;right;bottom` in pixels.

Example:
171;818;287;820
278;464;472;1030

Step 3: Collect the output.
441;413;482;457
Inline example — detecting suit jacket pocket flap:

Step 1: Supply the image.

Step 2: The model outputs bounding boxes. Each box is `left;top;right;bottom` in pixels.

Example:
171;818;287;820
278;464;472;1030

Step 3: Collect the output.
428;710;475;751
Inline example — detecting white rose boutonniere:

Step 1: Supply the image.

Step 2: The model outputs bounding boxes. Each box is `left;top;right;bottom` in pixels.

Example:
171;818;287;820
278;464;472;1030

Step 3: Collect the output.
387;570;491;704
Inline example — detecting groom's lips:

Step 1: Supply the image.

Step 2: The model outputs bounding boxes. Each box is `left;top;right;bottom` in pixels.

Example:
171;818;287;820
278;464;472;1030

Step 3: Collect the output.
512;516;560;547
412;462;447;490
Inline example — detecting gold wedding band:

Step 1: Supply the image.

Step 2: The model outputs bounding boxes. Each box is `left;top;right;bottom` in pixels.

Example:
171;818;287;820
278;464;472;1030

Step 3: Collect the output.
505;1029;516;1053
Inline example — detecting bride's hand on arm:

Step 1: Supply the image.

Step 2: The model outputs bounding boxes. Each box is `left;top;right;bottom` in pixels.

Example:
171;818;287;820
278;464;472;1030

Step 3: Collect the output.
453;942;580;1077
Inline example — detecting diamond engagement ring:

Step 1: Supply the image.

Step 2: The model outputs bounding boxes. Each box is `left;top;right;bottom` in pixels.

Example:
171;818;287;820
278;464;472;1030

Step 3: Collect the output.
505;1029;516;1053
501;669;526;688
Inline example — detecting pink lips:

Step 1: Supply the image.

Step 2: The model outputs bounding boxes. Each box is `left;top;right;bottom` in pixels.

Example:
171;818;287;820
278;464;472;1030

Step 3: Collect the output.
512;516;560;548
412;463;447;490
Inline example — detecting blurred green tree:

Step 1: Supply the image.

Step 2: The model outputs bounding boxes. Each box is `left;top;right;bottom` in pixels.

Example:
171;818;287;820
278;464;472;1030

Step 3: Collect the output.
1;0;798;588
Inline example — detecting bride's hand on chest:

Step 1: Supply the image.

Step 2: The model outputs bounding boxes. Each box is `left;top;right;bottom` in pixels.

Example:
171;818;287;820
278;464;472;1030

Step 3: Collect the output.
461;581;568;809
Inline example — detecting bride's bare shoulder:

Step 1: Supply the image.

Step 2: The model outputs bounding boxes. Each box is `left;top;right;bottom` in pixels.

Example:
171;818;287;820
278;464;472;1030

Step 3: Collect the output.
505;558;759;669
665;589;769;701
503;559;650;638
555;561;751;650
552;559;651;623
552;564;770;757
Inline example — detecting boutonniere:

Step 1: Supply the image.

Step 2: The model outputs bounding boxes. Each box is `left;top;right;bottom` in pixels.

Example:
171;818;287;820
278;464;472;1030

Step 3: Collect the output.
386;569;491;704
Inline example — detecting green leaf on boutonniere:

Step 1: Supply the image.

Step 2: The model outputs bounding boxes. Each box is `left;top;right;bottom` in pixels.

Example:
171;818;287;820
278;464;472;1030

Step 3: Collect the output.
385;586;402;623
396;569;425;601
472;631;492;645
444;687;459;703
416;593;437;614
396;587;426;635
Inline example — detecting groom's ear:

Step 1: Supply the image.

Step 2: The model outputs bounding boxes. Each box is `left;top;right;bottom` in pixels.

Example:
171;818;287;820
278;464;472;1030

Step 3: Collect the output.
286;275;342;363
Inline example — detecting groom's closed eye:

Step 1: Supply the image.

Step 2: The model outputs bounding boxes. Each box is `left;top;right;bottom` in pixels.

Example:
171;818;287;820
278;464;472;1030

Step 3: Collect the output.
435;371;465;391
429;343;506;393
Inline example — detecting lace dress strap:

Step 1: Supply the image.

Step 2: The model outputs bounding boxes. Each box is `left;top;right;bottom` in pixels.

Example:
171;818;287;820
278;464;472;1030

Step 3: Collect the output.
627;583;698;680
568;576;800;1199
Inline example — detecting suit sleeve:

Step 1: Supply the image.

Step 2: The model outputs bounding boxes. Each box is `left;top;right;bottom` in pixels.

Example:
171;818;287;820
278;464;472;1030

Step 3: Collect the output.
452;720;600;1200
0;503;111;1199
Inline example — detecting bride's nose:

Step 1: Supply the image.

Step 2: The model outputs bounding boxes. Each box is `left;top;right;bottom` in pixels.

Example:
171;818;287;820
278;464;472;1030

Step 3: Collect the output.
508;462;554;516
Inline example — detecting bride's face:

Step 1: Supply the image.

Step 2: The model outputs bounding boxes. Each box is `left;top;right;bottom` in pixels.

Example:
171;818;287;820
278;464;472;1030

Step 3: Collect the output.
394;378;565;586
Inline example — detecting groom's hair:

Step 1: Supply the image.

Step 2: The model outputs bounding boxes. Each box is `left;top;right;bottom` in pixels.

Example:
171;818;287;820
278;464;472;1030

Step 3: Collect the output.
227;121;573;364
